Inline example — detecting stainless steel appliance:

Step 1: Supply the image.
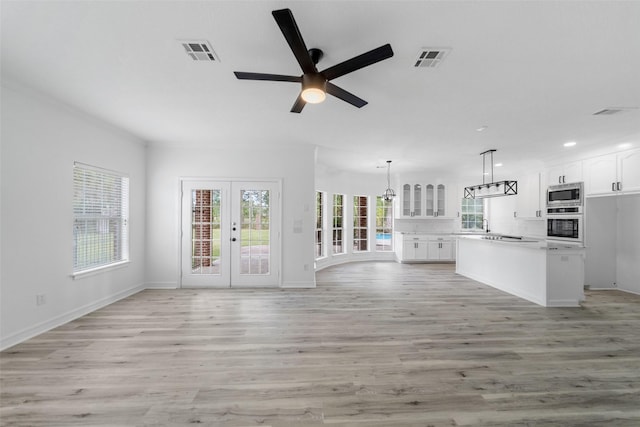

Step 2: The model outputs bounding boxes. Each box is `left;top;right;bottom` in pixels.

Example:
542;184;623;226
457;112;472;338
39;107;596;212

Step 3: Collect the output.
547;215;583;242
546;182;583;208
546;182;584;243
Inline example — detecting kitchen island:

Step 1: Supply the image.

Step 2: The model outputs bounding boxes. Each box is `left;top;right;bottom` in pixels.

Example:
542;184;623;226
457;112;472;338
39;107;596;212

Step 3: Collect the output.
456;235;585;307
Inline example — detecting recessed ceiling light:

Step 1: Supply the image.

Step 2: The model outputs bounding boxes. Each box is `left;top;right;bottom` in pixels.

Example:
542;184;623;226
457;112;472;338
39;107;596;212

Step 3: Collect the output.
476;126;488;132
564;141;577;147
495;163;503;167
618;142;632;149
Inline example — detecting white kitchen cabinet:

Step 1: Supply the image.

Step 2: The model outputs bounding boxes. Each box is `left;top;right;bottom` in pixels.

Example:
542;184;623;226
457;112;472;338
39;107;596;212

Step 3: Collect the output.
515;172;544;219
399;235;429;261
584;149;640;197
547;161;583;186
400;183;423;217
446;183;461;219
425;183;455;218
399;182;456;218
396;234;454;262
427;236;453;260
584;154;617;196
618;149;640;194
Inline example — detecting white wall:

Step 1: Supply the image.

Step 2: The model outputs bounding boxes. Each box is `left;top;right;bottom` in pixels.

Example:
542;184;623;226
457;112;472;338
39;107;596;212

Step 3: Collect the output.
486;195;546;238
616;194;640;294
0;81;147;350
145;144;316;288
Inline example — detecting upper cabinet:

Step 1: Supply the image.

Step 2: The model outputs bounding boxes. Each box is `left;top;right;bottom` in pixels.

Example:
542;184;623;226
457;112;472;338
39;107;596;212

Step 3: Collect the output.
546;161;583;186
401;183;423;217
515;172;544;219
584;149;640;197
399;182;458;218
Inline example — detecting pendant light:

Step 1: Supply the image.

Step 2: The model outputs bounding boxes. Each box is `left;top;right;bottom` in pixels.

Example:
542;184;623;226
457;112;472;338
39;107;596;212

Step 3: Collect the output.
464;149;517;199
382;160;396;202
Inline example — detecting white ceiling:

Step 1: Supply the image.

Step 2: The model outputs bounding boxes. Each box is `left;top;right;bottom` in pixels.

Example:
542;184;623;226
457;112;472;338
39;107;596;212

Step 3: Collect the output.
2;0;640;179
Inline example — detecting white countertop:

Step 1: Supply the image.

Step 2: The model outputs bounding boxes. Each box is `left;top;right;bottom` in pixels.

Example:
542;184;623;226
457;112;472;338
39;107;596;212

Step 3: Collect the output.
458;234;585;250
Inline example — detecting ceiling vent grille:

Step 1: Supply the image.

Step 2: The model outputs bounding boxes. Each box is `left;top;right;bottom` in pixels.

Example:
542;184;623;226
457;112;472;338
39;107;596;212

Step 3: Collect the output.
593;107;637;115
179;40;219;62
414;48;450;68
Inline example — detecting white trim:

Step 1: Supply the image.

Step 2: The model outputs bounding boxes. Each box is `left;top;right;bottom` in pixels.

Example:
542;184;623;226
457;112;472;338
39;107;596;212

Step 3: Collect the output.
0;283;145;351
71;260;130;279
281;281;316;289
145;282;179;289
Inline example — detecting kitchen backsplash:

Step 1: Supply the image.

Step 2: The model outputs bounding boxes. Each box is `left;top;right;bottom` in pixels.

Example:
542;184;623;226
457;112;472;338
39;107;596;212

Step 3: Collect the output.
394;218;459;233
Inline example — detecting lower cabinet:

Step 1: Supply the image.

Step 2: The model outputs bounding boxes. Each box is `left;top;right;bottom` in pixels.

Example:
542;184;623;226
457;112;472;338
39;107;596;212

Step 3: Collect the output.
401;236;429;261
396;234;455;262
427;238;453;261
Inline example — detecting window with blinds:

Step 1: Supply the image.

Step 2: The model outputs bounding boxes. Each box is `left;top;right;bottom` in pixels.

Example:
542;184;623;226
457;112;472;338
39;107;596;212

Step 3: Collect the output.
73;162;129;274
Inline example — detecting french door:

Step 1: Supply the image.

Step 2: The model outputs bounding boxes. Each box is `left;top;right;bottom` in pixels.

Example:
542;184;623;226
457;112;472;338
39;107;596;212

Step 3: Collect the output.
181;180;280;288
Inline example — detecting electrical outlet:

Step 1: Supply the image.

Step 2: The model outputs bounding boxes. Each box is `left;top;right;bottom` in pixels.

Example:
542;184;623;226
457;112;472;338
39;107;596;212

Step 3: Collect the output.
36;294;46;306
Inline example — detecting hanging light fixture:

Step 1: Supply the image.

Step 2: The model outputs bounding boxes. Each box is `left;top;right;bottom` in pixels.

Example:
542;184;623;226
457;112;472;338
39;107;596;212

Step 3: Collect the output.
382;160;396;202
464;149;517;199
300;74;327;104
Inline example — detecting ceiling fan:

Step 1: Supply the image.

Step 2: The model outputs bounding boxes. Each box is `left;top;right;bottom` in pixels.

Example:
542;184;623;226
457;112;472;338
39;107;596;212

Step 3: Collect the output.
234;8;394;113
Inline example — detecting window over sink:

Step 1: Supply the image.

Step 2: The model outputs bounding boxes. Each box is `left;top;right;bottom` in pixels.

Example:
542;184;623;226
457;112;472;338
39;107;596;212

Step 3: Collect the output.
461;198;484;230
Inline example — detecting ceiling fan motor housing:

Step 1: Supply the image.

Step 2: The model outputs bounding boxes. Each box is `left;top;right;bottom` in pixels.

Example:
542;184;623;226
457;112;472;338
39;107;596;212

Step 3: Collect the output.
308;48;323;65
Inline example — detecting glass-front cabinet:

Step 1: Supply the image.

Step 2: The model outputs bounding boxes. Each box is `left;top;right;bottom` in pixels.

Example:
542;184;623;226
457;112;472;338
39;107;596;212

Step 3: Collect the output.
399;182;456;218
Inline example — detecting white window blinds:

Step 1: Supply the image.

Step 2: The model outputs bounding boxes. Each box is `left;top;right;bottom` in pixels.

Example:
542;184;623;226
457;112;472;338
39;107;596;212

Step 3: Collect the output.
73;162;129;273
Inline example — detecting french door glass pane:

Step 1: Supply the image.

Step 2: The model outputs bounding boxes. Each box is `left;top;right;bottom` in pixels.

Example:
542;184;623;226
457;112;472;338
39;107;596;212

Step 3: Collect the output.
240;190;270;275
191;189;221;274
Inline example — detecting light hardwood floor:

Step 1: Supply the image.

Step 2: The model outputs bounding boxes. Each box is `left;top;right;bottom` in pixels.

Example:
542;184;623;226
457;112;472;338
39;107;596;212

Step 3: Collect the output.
1;262;640;426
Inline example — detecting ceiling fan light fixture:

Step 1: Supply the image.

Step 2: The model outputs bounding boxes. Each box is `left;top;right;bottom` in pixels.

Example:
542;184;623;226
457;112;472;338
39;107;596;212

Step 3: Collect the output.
301;74;327;104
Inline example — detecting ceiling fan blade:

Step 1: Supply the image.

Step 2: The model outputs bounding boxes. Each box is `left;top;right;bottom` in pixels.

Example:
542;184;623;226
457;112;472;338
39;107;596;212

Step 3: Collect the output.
290;94;306;113
272;9;317;74
234;72;301;83
321;44;394;81
325;82;367;108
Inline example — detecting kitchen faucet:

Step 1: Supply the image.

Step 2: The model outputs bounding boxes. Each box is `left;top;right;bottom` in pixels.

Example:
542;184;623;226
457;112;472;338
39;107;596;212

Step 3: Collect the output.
482;218;490;233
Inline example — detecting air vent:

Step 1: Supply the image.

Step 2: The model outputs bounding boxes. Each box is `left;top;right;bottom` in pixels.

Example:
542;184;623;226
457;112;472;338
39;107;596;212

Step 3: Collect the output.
179;40;219;62
593;107;637;115
414;48;450;68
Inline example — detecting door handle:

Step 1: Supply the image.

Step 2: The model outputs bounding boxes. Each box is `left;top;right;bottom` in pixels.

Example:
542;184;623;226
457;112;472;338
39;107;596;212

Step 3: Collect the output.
617;181;622;191
612;182;616;191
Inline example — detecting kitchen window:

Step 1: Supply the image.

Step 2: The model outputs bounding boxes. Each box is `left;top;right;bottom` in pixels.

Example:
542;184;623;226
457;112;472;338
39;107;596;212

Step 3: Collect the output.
73;162;129;275
332;194;345;254
461;198;484;230
353;195;368;252
315;191;324;258
376;196;393;251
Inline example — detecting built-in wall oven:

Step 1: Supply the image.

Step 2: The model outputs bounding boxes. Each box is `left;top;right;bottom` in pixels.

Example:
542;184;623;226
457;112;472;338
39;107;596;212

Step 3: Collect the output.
547;215;583;242
546;182;584;243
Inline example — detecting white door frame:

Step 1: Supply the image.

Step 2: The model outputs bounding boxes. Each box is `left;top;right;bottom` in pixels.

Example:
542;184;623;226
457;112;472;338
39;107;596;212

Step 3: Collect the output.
180;178;282;288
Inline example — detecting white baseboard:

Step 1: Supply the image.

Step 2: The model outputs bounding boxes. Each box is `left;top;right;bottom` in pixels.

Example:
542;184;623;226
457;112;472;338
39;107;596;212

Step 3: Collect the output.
0;283;145;351
145;282;179;289
280;280;316;288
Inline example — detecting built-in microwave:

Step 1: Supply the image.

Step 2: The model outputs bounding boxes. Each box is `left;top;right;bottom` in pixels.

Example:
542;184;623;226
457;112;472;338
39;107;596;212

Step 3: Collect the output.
547;182;583;208
547;215;583;242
